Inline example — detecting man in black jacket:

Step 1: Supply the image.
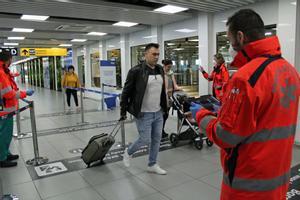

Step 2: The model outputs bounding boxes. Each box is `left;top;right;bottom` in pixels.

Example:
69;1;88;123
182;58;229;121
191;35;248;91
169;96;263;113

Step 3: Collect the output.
120;43;168;175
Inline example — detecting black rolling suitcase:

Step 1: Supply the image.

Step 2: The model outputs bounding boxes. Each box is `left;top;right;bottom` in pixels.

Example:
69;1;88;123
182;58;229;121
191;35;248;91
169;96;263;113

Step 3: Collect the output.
81;121;121;167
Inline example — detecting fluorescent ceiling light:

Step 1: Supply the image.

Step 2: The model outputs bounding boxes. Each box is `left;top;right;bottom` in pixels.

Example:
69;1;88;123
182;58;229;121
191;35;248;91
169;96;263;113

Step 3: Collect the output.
174;48;184;51
21;14;49;21
167;43;175;45
113;21;138;27
12;28;34;32
4;43;19;46
175;29;196;33
265;32;272;36
1;46;8;48
291;2;296;5
8;37;25;40
143;35;157;39
154;5;188;14
59;44;72;47
108;45;115;48
71;39;87;42
189;39;198;42
87;32;107;36
221;20;227;23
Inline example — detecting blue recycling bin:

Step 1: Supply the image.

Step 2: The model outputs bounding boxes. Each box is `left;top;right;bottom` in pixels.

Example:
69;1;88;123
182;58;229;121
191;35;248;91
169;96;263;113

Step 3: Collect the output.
104;96;117;109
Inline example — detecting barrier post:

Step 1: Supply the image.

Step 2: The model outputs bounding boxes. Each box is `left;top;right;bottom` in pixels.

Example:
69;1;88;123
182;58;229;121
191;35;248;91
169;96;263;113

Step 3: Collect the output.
62;87;66;112
121;120;126;148
14;100;21;137
101;83;105;111
80;87;85;123
26;101;48;166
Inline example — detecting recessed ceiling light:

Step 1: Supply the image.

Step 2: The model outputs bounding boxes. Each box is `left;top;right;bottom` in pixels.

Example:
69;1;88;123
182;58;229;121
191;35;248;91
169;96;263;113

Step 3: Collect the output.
87;32;107;36
1;46;8;48
175;29;196;33
71;39;87;42
154;5;188;14
143;35;157;39
108;45;115;48
113;21;138;27
189;39;199;42
8;37;25;40
12;28;34;32
4;43;19;46
59;44;72;47
167;43;176;46
21;14;49;21
174;48;184;51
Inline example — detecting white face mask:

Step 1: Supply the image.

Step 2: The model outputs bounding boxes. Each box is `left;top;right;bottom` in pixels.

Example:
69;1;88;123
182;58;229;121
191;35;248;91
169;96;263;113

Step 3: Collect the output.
229;45;238;59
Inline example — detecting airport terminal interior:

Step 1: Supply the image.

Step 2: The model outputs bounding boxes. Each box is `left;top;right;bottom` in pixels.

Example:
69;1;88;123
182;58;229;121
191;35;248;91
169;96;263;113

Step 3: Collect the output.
0;0;300;199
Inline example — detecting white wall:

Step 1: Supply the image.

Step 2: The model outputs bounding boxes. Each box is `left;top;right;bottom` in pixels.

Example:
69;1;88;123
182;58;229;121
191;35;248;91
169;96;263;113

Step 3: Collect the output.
106;37;121;51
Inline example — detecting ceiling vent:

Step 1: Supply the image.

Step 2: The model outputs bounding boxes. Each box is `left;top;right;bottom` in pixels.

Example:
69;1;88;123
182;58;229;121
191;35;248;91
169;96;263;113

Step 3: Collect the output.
55;24;90;32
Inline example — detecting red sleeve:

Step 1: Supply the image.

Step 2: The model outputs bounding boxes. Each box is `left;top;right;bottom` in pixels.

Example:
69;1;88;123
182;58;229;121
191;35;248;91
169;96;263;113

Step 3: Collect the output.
202;71;213;81
196;77;256;149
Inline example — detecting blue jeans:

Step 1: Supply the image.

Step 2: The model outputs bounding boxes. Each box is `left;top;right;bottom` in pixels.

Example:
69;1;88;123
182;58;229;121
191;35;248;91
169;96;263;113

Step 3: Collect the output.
127;110;163;166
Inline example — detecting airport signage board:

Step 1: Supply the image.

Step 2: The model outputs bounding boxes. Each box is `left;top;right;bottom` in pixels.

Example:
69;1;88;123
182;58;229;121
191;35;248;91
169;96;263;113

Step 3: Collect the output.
20;48;67;56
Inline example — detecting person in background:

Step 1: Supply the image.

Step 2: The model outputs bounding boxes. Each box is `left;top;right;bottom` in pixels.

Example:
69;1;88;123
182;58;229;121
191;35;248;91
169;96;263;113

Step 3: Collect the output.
194;9;300;200
62;65;80;112
162;59;181;139
0;50;34;168
199;53;229;101
120;43;168;175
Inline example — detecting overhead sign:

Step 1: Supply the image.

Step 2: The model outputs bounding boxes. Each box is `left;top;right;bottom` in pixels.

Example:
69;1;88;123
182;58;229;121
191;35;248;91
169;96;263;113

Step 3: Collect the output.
0;48;18;56
20;48;67;56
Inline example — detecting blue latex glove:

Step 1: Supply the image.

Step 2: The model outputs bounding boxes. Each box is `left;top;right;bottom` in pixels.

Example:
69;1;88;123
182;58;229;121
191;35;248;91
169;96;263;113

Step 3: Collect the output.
190;102;203;119
26;89;34;96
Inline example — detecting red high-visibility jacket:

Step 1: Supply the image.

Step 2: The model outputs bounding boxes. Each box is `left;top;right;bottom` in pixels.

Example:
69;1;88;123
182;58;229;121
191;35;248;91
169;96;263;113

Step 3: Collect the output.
201;63;229;101
0;61;26;117
196;36;300;200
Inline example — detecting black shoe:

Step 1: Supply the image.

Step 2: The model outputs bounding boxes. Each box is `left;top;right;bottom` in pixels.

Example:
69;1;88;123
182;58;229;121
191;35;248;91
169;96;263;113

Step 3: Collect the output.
7;154;19;161
0;160;17;168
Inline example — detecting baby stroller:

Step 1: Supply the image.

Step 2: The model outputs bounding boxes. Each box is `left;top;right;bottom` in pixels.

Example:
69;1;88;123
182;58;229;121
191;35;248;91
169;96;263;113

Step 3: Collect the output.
169;91;220;150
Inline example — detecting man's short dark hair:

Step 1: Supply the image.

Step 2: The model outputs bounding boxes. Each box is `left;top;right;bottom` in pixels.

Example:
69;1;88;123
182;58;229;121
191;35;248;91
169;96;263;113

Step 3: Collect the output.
145;43;159;52
226;9;265;42
162;59;172;65
0;49;12;62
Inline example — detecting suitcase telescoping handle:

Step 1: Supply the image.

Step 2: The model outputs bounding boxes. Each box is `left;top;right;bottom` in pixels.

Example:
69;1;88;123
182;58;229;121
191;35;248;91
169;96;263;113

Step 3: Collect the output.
109;120;123;138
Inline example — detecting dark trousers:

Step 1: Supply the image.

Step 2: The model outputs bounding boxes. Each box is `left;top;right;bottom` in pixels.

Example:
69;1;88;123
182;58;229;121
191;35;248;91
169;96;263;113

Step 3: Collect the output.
66;89;78;107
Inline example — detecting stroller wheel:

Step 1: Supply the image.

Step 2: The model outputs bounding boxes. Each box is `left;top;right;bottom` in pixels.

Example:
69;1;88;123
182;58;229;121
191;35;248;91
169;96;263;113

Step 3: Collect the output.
170;133;179;147
206;139;213;147
194;138;203;150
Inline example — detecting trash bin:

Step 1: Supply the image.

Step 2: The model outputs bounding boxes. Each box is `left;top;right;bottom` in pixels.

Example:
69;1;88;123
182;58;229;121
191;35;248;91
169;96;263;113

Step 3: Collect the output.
104;96;117;109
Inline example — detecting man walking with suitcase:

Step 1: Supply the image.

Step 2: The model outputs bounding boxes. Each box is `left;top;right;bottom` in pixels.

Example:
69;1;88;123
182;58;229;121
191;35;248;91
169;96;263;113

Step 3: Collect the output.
120;43;168;175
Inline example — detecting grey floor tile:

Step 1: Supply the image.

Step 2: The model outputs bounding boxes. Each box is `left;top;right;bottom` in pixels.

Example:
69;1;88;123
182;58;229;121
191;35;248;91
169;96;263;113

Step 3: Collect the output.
45;187;104;200
157;148;194;166
162;180;220;200
0;166;32;187
172;159;221;179
2;181;41;200
34;172;89;199
93;176;156;200
138;192;171;200
198;170;223;190
136;168;193;191
78;163;131;186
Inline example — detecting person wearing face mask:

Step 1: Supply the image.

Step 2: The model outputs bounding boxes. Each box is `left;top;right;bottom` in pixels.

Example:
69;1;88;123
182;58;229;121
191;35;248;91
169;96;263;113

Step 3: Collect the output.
162;59;181;139
194;9;300;200
199;53;229;101
62;65;81;112
0;50;34;168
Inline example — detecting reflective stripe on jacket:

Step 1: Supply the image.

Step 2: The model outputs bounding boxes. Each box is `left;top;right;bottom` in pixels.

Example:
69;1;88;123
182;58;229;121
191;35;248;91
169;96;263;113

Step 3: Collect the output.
196;36;300;200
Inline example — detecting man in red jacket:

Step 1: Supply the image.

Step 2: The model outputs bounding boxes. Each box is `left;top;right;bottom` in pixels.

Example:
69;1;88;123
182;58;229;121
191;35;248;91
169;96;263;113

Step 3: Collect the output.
0;50;34;168
195;9;300;200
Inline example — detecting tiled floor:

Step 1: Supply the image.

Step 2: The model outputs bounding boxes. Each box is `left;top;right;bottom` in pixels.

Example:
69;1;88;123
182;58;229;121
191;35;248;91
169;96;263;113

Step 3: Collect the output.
1;86;300;200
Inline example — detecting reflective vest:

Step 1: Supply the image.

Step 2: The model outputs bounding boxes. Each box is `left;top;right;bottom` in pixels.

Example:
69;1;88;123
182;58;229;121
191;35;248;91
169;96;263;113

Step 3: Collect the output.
201;63;229;101
196;36;300;200
0;61;26;117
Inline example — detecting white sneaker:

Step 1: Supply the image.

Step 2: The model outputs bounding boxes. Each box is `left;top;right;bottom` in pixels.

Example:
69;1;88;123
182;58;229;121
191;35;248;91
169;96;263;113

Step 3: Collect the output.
122;148;131;167
147;164;167;175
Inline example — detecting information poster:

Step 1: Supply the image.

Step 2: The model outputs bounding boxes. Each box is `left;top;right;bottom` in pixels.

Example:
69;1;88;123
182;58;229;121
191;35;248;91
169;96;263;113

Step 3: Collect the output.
100;60;116;93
